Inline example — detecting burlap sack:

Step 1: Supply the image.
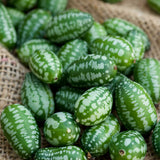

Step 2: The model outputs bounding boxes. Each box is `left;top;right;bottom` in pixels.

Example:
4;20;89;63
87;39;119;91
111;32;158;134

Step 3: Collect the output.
0;0;160;159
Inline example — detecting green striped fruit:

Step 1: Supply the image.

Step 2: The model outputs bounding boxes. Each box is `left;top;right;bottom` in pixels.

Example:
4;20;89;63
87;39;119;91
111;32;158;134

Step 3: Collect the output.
6;7;25;28
109;130;147;160
0;3;17;49
134;58;160;104
0;104;40;159
7;0;37;11
103;18;150;51
66;54;117;87
57;39;88;71
34;146;87;160
29;49;62;84
83;21;107;44
102;0;122;3
75;86;112;126
46;9;94;43
17;9;52;46
81;115;120;156
44;112;80;146
90;36;135;72
38;0;68;16
21;72;54;123
115;74;157;135
148;0;160;14
152;120;160;156
55;86;84;114
126;30;145;60
16;39;59;65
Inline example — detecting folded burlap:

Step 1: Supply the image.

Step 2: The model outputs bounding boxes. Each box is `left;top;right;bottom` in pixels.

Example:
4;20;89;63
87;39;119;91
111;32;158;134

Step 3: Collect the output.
0;0;160;159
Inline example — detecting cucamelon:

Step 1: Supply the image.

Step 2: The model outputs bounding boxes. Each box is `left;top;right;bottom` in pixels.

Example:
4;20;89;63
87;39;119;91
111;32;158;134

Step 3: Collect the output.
29;49;62;84
0;104;40;159
148;0;160;14
81;115;120;156
109;130;147;160
75;86;112;126
44;112;80;146
66;54;117;87
46;9;94;43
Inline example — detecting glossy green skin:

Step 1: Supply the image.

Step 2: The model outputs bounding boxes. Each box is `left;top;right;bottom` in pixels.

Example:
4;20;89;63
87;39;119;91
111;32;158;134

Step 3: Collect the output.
81;115;120;156
109;130;147;160
38;0;68;16
103;18;150;51
21;72;54;123
0;3;17;49
29;49;62;84
6;7;25;27
16;39;59;65
103;0;122;3
126;30;145;60
44;112;80;146
134;58;160;104
57;39;88;71
148;0;160;14
34;146;87;160
115;75;157;135
152;120;160;156
55;86;84;114
90;36;135;72
0;104;40;159
75;86;113;126
47;9;94;43
66;54;117;87
83;21;107;44
7;0;37;11
17;9;52;46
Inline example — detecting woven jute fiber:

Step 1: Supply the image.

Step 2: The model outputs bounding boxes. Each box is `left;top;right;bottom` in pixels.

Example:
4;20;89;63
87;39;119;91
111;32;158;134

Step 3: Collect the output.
0;0;160;159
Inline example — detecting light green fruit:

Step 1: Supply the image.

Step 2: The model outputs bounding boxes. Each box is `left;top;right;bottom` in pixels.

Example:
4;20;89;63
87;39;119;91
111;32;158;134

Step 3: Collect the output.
29;49;63;84
0;104;40;159
44;112;80;146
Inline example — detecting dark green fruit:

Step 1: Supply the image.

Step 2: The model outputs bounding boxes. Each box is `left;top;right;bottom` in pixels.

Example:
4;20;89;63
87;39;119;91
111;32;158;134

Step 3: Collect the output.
21;72;55;123
46;9;94;43
109;130;147;160
34;146;87;160
115;74;157;134
44;112;80;146
102;0;122;3
134;58;160;104
66;54;117;88
81;115;120;156
75;86;112;126
148;0;160;14
0;104;40;159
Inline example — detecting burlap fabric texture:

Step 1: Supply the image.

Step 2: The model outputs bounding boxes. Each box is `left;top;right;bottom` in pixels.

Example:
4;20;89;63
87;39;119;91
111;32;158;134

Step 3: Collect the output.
0;0;160;159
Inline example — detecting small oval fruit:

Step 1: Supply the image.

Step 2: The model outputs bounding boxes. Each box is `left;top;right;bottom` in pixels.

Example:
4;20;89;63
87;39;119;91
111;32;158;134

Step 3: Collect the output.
134;58;160;104
44;112;80;146
57;39;88;71
102;0;122;3
16;39;59;65
109;130;147;160
55;86;84;113
115;74;157;134
152;120;160;156
0;3;17;49
29;49;62;84
0;104;40;159
17;9;52;46
21;72;55;123
34;146;87;160
81;115;120;156
46;9;94;43
75;86;113;126
38;0;68;16
103;18;150;51
90;36;135;72
66;54;117;88
148;0;160;14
